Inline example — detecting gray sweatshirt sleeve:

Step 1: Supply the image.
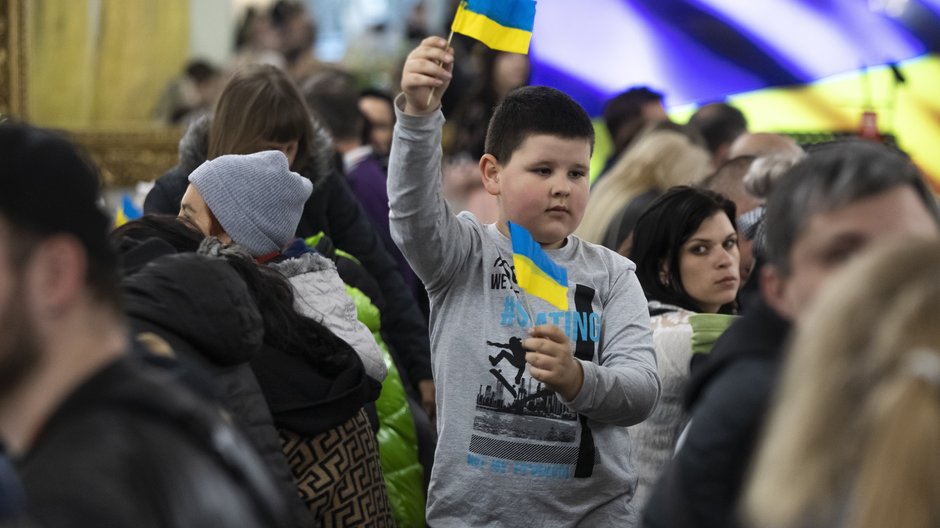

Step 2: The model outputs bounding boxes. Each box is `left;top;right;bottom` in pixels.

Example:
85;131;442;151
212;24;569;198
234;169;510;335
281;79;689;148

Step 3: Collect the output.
561;265;661;427
387;98;479;293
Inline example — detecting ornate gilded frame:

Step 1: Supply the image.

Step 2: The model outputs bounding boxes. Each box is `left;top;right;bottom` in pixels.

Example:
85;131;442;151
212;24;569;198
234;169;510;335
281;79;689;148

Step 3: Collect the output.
0;0;182;187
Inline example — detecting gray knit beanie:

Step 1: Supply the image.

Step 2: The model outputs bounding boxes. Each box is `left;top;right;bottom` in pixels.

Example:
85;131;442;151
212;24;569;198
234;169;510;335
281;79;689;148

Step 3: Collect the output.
188;150;312;256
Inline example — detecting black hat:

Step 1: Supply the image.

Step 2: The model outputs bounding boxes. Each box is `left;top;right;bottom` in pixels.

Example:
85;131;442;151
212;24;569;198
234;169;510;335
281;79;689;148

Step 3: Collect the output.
0;123;115;272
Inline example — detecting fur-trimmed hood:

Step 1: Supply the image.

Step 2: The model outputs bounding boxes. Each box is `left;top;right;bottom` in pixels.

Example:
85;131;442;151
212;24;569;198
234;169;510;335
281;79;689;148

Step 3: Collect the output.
268;252;388;383
177;114;336;191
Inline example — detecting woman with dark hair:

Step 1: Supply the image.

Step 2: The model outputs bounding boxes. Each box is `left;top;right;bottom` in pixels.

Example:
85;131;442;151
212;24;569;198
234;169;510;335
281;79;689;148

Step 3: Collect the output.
622;185;740;508
143;64;436;417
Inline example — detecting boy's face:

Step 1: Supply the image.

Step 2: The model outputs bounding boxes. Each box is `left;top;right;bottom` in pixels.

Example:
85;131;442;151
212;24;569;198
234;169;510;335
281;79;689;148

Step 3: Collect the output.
482;134;592;249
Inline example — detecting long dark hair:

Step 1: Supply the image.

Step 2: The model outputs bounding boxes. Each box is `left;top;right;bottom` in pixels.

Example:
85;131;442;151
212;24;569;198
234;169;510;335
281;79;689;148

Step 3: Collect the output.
627;186;737;313
110;214;204;252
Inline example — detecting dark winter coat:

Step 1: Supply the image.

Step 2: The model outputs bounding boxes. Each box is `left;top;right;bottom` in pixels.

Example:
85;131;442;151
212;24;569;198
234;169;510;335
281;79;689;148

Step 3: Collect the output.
345;152;419;297
642;299;790;528
121;252;315;528
144;116;432;389
17;357;292;528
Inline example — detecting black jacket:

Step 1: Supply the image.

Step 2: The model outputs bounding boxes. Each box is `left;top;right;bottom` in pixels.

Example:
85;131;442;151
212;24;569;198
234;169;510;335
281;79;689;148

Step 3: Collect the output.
17;357;292;528
121;252;315;528
144;116;433;389
643;299;790;528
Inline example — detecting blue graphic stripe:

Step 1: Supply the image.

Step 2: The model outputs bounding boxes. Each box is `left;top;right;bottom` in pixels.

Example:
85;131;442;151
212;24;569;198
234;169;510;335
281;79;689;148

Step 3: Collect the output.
465;0;537;32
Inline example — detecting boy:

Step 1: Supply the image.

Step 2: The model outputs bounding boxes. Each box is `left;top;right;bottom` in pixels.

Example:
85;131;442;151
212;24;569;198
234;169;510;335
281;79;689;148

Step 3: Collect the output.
388;37;660;526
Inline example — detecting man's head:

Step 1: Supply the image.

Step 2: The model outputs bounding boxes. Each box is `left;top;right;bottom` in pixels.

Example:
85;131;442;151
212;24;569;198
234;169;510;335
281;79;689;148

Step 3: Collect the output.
729;132;802;160
603;86;667;157
480;86;595;248
762;141;940;319
359;88;395;157
0;124;120;396
302;69;363;152
688;102;748;168
180;150;313;256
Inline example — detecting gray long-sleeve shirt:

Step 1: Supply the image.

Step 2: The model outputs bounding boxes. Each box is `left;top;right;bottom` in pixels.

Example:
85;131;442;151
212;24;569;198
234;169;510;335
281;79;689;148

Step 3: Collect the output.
388;100;660;527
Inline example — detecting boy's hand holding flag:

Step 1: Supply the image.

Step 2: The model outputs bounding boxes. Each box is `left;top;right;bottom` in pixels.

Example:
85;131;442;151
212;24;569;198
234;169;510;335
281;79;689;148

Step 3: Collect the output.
509;221;582;400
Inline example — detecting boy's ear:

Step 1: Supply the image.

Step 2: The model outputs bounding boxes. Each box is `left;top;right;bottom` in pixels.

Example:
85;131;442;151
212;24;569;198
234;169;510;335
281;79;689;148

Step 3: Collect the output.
479;154;502;196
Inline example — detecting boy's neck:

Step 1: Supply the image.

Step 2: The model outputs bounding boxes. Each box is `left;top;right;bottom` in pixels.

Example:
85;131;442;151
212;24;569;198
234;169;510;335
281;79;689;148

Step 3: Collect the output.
496;220;568;250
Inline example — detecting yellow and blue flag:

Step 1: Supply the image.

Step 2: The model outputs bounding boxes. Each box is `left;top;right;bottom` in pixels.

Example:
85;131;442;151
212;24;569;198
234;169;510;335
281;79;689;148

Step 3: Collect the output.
114;192;142;228
509;221;568;311
451;0;537;55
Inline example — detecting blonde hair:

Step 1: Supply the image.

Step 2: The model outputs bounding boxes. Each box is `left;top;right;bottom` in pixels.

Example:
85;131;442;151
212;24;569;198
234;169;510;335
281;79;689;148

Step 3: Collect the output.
743;238;940;528
576;130;710;244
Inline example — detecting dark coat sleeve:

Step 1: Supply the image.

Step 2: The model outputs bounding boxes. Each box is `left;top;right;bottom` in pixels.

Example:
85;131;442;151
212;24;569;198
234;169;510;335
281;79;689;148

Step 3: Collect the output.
295;171;433;387
642;360;778;528
144;166;190;215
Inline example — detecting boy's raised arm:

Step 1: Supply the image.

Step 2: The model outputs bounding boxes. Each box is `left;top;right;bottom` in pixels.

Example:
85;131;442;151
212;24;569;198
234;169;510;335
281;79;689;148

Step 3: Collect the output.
388;38;478;290
401;37;454;115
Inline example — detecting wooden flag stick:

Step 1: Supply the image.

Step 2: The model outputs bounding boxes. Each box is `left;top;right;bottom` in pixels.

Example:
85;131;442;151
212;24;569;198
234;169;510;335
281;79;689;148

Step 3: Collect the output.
520;289;537;329
427;29;456;107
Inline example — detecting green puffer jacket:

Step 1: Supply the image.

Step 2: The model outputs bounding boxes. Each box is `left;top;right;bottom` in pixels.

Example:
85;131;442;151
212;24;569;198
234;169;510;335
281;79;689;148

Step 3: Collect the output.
346;285;426;527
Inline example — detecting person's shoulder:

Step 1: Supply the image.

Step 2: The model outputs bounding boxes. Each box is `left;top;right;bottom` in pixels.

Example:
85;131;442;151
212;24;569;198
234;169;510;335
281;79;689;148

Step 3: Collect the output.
564;235;637;279
651;306;696;330
692;357;779;431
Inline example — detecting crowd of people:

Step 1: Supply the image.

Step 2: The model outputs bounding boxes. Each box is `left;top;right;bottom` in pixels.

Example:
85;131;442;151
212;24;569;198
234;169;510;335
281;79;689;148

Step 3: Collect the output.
1;2;939;527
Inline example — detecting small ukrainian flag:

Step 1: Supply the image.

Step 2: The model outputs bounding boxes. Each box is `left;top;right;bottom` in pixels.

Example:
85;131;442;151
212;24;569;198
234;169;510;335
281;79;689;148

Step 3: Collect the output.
451;0;537;55
114;192;142;228
509;221;569;311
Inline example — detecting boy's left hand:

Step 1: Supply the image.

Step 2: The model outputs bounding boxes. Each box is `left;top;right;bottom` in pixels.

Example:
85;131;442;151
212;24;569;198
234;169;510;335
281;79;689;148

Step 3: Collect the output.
524;325;584;401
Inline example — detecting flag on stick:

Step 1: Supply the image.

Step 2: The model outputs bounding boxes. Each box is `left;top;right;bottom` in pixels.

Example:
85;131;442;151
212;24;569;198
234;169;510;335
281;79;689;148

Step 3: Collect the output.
451;0;537;54
509;221;568;311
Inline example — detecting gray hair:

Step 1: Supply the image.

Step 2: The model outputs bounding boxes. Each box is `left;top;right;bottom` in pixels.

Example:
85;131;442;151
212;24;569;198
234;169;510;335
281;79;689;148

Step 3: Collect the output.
764;141;940;274
744;150;806;199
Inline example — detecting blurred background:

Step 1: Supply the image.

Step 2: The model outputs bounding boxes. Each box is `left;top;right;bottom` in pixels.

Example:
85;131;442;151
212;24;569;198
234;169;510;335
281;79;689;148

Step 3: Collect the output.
15;0;940;188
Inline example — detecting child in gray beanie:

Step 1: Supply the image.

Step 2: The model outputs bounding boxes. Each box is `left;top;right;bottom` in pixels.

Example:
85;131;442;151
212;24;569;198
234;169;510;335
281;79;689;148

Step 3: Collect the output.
180;150;387;382
186;150;312;257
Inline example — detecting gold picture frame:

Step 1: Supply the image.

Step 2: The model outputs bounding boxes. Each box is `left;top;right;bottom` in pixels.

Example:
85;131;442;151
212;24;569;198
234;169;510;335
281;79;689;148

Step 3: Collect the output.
0;0;182;187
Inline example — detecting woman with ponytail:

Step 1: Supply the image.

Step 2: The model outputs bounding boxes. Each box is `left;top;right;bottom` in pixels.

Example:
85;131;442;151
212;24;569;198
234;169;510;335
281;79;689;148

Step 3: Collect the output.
743;238;940;528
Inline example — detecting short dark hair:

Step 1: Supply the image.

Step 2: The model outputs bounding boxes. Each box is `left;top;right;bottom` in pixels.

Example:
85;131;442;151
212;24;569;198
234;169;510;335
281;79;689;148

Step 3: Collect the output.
0;124;121;308
603;86;663;138
359;87;394;106
688;102;748;155
764;140;940;275
484;86;595;163
629;186;738;313
302;69;363;143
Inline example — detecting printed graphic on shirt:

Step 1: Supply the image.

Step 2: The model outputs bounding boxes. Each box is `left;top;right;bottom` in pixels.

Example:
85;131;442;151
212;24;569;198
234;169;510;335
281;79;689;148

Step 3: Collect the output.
467;257;599;479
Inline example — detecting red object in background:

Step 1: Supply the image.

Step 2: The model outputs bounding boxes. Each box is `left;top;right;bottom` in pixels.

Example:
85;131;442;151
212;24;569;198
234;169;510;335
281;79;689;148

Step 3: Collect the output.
859;110;882;142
